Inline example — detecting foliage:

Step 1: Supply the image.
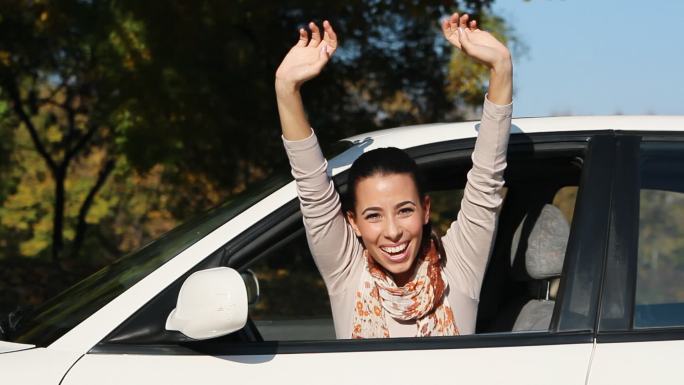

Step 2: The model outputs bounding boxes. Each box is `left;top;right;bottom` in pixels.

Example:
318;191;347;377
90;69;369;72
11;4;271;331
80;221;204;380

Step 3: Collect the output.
0;0;132;264
0;0;519;311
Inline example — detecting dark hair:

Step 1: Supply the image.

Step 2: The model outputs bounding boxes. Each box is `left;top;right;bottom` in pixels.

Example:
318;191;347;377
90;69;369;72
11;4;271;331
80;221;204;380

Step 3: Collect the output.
344;147;426;213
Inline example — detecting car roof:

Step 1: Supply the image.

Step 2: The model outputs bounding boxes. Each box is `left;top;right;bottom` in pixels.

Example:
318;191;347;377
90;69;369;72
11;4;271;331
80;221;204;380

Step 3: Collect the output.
341;115;684;151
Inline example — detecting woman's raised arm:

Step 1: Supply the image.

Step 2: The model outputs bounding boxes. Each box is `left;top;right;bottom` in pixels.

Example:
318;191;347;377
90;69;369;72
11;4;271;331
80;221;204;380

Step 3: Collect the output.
438;13;513;305
275;21;338;141
441;13;512;105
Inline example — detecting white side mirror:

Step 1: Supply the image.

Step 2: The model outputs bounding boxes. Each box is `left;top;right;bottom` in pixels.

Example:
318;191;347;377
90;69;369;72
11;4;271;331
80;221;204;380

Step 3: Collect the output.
165;267;248;340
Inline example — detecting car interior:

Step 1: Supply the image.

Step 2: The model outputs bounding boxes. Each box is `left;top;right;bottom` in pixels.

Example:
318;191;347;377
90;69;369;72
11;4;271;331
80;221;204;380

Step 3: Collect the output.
421;147;582;335
237;146;585;341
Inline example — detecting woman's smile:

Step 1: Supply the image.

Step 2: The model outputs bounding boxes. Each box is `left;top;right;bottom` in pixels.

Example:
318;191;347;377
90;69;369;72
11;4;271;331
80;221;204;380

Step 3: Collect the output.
380;242;411;264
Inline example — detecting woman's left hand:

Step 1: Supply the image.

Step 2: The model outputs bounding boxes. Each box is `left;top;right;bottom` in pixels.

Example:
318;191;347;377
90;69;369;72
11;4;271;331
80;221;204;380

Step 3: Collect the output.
441;13;511;72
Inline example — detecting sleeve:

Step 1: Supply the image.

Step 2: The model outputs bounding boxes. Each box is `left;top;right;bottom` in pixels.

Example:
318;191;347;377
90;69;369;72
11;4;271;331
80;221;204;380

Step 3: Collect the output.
282;131;364;295
442;95;513;300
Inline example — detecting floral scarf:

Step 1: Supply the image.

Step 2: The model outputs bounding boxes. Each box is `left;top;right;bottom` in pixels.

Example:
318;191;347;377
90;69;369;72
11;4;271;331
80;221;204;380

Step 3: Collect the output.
351;239;459;338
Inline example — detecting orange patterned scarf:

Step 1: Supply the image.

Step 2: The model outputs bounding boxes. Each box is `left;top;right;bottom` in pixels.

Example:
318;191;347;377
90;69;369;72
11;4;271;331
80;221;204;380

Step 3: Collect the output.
351;239;459;338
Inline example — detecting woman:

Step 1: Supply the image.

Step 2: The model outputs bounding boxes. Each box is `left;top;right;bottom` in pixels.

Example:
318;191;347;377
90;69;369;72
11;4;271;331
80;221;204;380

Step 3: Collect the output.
275;13;512;338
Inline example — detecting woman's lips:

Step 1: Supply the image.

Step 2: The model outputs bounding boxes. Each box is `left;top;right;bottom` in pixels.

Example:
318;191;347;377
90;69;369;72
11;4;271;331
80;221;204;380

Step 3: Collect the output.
380;242;410;262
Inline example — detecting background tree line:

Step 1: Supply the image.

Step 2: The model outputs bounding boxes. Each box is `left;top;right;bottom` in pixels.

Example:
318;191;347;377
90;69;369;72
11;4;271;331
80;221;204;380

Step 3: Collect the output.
0;0;522;313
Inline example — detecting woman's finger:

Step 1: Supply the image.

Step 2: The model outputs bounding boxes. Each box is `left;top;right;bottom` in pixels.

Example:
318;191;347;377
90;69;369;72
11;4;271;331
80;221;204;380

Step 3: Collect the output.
308;22;321;47
446;13;462;48
459;14;469;29
458;27;473;54
469;20;477;31
441;17;452;37
449;13;460;32
319;42;330;59
313;41;331;73
296;28;308;47
323;20;338;50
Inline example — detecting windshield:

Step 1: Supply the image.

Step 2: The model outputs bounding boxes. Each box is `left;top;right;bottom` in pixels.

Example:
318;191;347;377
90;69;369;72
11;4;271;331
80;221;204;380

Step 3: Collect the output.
6;173;292;346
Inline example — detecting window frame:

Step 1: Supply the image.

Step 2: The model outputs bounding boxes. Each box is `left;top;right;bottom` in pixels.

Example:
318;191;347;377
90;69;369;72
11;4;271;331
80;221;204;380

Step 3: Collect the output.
93;131;612;356
598;132;684;343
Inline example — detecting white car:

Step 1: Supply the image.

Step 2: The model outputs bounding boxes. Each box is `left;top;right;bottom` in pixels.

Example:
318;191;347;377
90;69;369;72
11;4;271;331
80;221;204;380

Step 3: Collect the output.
2;115;684;384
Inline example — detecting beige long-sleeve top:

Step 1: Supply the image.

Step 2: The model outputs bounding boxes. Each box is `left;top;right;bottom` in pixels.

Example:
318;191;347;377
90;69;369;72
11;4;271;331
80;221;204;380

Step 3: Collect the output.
283;97;512;338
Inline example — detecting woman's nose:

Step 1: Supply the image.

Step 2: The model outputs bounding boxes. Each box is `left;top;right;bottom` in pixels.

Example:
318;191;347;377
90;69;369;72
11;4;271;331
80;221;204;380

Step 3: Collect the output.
383;216;403;241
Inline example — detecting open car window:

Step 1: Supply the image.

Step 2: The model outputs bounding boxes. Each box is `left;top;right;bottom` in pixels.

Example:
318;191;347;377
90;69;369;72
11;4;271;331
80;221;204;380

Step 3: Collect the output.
97;134;606;354
235;142;585;341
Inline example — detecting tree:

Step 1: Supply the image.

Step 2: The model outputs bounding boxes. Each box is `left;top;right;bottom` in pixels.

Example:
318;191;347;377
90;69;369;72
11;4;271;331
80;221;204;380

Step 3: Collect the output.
115;0;511;181
0;0;520;269
0;1;149;266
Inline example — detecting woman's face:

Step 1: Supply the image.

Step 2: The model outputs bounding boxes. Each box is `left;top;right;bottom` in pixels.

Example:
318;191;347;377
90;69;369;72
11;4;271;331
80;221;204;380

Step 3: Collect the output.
346;173;430;285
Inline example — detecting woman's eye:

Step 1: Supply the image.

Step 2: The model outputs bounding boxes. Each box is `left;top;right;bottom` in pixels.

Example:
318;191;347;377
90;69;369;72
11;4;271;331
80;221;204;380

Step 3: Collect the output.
398;207;414;216
365;213;380;221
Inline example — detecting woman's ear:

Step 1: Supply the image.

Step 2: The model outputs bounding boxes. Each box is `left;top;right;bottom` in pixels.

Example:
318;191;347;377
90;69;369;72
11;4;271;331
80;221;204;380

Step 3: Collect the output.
422;194;431;225
346;210;362;237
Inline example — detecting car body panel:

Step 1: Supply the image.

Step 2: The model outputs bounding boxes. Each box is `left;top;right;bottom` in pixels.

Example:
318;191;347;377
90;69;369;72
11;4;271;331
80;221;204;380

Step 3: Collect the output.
587;340;684;384
63;343;593;385
0;340;34;354
0;348;81;384
343;116;684;152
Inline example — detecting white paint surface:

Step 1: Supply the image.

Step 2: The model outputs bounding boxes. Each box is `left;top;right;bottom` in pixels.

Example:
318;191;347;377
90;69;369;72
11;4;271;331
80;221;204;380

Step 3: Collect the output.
63;343;593;385
0;340;34;353
588;339;684;384
0;347;81;384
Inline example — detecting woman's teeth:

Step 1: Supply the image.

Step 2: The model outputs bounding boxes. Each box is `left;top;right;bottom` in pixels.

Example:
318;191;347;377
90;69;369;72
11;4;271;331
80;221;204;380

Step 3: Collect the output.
381;243;407;254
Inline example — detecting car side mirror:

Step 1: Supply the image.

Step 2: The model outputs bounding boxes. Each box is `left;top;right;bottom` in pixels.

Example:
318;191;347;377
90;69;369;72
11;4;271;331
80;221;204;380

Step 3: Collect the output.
165;267;249;340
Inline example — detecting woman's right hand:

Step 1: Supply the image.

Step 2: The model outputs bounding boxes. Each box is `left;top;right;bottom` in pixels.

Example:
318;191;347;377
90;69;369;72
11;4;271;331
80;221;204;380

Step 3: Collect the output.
275;20;338;92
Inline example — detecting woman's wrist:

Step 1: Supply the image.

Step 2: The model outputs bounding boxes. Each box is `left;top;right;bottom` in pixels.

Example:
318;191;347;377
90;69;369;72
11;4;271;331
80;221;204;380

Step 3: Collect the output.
489;53;512;75
275;78;301;96
487;56;513;105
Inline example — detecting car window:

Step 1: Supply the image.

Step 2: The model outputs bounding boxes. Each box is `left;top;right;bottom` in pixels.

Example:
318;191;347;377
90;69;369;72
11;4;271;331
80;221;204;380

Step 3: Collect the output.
634;142;684;328
240;149;583;340
95;136;603;355
477;182;578;334
244;230;334;341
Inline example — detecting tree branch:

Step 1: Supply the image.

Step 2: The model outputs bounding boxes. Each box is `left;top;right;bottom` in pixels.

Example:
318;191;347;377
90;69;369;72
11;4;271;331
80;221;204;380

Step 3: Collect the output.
64;122;97;164
1;75;58;173
37;81;67;105
70;157;116;259
52;166;66;268
62;90;77;157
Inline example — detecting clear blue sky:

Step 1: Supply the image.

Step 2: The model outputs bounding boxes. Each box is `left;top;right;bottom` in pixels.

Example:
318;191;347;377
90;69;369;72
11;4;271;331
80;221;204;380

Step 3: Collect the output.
491;0;684;117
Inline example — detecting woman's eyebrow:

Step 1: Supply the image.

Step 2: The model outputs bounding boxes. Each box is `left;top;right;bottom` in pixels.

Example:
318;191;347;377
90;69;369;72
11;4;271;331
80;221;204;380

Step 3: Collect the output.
396;200;417;208
361;206;382;215
361;201;416;215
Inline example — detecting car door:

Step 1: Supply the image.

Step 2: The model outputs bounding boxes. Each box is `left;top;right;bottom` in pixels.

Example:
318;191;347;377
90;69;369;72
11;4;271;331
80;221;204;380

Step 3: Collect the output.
62;132;612;385
588;134;684;384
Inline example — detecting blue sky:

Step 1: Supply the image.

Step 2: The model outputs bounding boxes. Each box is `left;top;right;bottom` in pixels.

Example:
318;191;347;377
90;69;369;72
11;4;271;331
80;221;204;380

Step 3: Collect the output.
492;0;684;117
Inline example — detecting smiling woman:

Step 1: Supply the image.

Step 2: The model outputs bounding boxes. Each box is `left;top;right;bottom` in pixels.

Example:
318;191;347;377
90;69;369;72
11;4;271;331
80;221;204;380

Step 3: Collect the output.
275;13;512;339
344;147;430;286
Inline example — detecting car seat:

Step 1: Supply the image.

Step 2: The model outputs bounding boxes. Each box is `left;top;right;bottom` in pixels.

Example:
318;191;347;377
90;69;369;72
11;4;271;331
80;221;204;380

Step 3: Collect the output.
510;204;570;331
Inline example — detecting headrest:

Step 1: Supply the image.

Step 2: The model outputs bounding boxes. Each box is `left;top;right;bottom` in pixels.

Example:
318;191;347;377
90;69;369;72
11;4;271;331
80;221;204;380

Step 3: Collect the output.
511;204;570;280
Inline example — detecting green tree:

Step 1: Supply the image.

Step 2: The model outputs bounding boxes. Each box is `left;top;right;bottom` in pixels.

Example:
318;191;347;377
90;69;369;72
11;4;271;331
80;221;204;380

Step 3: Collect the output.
0;0;149;265
0;0;520;270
